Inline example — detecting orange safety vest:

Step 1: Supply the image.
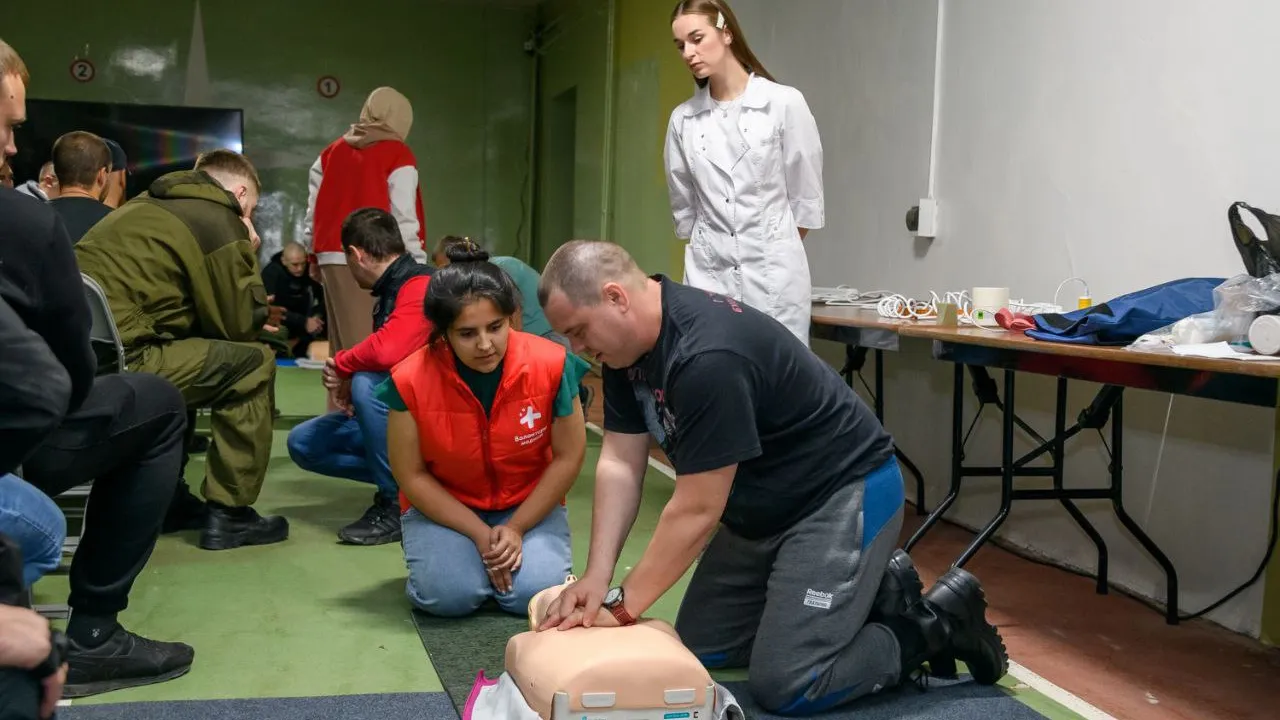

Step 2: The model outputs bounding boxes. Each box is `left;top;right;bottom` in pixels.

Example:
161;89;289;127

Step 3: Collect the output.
390;331;567;515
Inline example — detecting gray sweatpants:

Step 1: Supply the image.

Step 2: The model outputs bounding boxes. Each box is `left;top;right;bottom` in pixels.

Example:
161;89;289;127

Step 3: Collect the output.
674;459;905;714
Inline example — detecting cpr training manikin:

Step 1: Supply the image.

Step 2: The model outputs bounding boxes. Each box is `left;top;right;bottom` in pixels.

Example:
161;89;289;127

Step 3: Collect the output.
463;576;745;720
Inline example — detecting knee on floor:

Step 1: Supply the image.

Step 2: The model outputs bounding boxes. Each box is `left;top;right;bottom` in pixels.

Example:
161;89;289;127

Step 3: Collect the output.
405;574;487;619
747;667;854;717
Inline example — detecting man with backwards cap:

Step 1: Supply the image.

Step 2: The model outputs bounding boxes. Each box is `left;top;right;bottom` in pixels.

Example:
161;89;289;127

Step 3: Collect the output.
102;137;127;208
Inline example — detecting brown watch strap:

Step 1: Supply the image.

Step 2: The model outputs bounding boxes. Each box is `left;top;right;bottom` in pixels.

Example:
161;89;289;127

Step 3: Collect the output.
608;601;637;625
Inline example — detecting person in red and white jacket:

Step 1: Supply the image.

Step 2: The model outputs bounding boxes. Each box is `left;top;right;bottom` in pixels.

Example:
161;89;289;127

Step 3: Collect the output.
303;86;426;358
287;208;433;546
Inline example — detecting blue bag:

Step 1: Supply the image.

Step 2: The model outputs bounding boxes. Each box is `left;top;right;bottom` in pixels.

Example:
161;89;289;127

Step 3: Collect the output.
1026;277;1225;346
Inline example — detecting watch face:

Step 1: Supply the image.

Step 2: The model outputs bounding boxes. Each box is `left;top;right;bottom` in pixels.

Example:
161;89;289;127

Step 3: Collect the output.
603;587;622;607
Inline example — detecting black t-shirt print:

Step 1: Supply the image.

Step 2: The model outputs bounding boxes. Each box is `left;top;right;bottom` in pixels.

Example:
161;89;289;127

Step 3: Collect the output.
603;276;894;539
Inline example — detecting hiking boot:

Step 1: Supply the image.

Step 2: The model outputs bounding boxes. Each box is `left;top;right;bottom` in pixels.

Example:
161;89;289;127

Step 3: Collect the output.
884;567;1008;686
62;626;194;698
161;481;207;534
870;550;957;678
199;503;289;550
338;494;402;546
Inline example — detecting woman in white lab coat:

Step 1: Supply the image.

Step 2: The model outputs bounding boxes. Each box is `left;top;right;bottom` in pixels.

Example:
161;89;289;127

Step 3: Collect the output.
664;0;824;346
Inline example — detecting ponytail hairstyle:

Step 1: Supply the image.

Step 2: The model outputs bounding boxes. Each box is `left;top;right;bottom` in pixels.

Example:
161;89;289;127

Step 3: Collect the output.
423;237;521;344
671;0;774;89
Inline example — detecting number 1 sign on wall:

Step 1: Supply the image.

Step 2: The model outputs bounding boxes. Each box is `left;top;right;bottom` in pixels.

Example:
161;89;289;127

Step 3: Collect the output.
70;59;96;83
317;75;340;99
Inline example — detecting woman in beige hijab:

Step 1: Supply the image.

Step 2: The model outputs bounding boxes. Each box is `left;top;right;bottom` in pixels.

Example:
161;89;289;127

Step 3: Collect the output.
303;86;426;358
299;86;429;545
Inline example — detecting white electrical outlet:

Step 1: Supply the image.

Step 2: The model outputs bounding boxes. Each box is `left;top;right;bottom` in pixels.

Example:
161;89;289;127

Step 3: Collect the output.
916;198;938;238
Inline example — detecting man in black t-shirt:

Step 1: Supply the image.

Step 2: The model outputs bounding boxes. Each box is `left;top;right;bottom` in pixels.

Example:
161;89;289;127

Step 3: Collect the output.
534;240;1007;715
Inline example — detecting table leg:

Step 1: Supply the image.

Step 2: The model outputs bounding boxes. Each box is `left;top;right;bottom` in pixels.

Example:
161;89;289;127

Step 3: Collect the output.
905;363;965;551
955;368;1017;567
1053;377;1109;595
1262;398;1280;645
1106;392;1181;624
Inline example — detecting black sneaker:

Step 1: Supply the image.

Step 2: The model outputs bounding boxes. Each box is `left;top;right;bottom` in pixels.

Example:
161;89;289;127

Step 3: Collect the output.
338;494;402;546
161;482;207;534
199;504;289;550
920;568;1008;685
62;627;194;698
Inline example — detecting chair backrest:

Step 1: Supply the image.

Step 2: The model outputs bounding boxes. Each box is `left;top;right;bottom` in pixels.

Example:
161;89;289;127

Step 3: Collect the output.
81;273;126;374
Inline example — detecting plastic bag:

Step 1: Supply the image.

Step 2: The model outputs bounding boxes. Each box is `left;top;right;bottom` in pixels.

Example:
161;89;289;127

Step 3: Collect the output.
1129;272;1280;348
1229;202;1280;278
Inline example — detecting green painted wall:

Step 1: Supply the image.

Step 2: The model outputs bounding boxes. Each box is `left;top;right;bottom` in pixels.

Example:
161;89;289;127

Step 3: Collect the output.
532;0;609;268
3;0;536;260
611;0;697;278
531;0;693;277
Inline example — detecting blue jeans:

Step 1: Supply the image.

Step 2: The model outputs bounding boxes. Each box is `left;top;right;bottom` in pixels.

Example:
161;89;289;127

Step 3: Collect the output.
286;371;396;500
403;503;573;617
0;474;65;588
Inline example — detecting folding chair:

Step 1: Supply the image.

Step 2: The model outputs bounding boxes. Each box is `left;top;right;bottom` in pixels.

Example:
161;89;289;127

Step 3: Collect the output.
83;272;126;374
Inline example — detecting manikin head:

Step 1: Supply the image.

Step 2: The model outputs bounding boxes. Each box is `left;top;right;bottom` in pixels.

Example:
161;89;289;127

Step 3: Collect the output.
340;207;406;291
194;149;262;249
0;39;29;178
670;0;773;89
51;131;111;201
424;239;520;374
539;240;661;369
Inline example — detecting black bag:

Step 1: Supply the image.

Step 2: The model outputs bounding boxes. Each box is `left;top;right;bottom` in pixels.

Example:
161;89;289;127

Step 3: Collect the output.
1228;202;1280;278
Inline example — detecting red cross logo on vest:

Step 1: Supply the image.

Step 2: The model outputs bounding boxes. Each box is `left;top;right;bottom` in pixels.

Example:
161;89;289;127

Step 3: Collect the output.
520;405;543;430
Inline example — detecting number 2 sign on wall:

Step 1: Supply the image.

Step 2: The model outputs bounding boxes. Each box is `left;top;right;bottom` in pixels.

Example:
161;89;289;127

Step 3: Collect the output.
317;75;340;99
70;59;96;83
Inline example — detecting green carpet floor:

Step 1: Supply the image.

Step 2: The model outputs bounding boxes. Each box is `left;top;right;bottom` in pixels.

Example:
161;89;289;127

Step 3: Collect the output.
34;367;1085;719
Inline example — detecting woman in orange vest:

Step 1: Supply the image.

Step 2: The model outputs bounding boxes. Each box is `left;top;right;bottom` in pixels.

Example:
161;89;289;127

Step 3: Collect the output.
377;240;590;617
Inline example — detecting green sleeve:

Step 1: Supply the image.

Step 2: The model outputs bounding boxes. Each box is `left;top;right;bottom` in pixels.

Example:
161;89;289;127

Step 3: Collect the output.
553;352;592;417
375;376;409;412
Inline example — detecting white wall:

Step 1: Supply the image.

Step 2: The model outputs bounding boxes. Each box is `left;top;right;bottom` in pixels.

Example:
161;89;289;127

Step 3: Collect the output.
733;0;1280;636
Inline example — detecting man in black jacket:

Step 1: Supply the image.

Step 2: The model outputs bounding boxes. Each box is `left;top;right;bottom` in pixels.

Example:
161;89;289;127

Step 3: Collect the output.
0;38;194;703
261;241;325;357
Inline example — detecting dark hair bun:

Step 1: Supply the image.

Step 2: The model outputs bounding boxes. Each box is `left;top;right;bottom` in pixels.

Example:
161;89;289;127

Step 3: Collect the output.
445;238;490;264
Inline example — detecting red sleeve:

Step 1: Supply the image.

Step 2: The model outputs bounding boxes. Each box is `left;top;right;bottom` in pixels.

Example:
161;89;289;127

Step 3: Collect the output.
334;276;432;376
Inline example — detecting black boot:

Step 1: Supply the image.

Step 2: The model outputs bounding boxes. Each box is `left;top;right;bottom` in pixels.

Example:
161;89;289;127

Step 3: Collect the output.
199;503;289;551
62;625;194;698
337;494;402;546
870;550;958;678
872;549;925;618
883;567;1008;686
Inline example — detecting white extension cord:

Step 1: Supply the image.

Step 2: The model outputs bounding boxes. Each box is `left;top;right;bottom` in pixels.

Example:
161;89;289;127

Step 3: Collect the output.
813;277;1093;330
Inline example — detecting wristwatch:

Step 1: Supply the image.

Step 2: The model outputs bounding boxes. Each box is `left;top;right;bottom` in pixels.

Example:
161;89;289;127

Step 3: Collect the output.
602;586;636;626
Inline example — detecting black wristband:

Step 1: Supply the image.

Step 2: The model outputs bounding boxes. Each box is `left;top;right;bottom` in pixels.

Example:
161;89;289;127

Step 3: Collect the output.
31;629;67;679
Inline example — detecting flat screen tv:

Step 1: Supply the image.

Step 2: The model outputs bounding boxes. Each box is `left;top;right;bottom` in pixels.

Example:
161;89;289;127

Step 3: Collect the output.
11;98;244;200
